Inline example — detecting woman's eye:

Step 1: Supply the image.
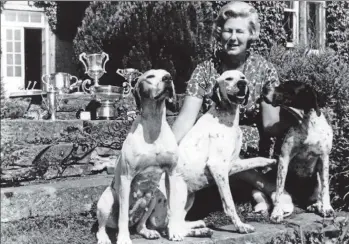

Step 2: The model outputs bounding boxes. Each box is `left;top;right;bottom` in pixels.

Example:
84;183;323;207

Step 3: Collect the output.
223;29;232;33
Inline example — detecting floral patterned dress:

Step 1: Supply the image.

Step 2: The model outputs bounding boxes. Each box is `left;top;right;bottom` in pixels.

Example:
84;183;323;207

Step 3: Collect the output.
185;53;280;157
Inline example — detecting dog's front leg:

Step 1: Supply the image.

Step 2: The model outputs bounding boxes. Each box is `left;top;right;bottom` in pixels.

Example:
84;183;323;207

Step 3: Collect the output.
208;162;255;233
270;145;294;223
117;174;132;244
309;154;335;217
166;171;188;241
135;195;161;239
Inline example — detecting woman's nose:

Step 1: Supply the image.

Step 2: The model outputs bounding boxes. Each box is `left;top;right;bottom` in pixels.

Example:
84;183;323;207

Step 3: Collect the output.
229;31;237;41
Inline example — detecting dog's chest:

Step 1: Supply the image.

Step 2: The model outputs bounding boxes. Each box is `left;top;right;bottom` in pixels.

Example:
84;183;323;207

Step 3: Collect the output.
289;114;333;176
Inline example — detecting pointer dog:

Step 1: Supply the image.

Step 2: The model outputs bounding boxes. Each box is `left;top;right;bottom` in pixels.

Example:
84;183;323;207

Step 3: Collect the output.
96;69;179;244
166;70;277;240
263;80;335;223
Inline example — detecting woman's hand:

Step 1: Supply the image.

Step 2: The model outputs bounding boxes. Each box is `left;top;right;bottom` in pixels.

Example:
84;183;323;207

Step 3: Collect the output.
172;96;203;144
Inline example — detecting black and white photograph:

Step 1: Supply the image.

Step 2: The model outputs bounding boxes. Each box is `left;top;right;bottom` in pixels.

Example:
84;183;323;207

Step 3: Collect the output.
1;1;348;243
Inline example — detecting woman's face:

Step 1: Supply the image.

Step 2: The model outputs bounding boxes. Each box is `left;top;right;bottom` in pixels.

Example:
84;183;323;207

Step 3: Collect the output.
221;17;251;57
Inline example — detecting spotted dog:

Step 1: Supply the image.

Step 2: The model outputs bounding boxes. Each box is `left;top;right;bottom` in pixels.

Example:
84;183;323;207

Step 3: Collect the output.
96;69;179;244
263;80;335;223
167;70;277;240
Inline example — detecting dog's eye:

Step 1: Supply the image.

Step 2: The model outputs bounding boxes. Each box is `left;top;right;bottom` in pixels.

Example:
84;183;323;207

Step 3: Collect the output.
146;75;155;79
226;77;233;81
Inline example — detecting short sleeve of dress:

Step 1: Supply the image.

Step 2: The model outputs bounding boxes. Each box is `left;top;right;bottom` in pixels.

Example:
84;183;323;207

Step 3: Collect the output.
185;63;207;99
264;63;280;88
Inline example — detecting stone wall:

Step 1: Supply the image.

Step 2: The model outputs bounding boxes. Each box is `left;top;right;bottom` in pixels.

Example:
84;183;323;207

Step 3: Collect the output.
1;93;259;187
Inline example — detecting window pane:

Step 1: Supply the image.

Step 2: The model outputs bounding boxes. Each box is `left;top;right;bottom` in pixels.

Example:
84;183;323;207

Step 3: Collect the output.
6;30;13;40
283;11;294;43
7;66;14;77
307;2;319;49
282;1;293;9
14;42;21;52
14;30;21;41
7;54;13;65
15;66;22;77
4;11;16;22
15;54;21;65
18;12;29;22
30;12;42;23
6;42;13;52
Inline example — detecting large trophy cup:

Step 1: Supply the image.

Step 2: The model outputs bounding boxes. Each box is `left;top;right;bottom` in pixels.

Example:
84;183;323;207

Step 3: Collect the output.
79;52;109;90
79;52;132;120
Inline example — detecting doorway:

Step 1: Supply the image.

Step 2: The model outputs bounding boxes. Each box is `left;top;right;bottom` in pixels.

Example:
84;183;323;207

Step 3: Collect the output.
24;28;42;89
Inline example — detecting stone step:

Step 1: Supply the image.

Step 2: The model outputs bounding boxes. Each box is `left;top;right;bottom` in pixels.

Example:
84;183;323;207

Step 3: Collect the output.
1;175;112;222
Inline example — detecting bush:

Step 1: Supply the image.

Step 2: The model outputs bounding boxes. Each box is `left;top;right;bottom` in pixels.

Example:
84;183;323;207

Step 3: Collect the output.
73;1;215;93
73;1;287;92
326;1;349;62
267;44;349;211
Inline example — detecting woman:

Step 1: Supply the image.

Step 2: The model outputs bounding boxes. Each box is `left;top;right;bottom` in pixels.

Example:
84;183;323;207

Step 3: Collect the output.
172;1;293;215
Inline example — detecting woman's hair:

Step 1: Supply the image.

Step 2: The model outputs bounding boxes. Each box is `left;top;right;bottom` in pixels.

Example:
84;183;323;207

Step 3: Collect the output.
212;1;260;45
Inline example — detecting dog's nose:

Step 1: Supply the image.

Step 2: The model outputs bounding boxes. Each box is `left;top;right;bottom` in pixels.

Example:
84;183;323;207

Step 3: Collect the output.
237;79;247;87
162;74;172;83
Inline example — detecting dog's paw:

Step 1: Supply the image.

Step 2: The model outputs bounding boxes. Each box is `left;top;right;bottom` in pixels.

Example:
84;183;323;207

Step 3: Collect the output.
252;190;271;214
117;233;132;244
168;224;185;241
139;228;161;239
97;231;112;244
270;205;284;223
307;202;335;218
271;192;294;218
236;223;255;234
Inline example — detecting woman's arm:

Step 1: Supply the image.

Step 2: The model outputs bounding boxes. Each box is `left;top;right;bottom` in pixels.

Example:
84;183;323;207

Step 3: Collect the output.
172;96;203;143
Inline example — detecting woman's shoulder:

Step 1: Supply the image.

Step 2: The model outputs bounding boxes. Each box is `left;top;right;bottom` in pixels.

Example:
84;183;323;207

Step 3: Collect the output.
248;53;276;69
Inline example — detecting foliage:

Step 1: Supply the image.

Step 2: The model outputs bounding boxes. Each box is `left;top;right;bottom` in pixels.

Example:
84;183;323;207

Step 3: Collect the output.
267;44;349;211
326;1;349;62
0;80;28;120
73;1;215;93
73;1;287;92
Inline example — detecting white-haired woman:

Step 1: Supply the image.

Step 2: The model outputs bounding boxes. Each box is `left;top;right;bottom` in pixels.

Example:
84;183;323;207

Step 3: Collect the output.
172;1;294;216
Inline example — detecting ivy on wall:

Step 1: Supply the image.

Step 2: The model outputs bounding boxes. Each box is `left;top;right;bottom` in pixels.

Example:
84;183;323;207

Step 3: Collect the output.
326;1;349;62
30;1;58;33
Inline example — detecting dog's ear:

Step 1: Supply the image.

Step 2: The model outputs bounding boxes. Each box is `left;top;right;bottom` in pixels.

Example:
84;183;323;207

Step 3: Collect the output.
211;81;222;106
309;87;321;117
213;80;231;109
165;81;178;112
168;80;177;105
132;78;142;110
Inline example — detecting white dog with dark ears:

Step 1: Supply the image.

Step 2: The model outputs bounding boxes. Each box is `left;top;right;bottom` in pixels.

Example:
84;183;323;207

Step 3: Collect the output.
96;69;179;244
166;70;277;240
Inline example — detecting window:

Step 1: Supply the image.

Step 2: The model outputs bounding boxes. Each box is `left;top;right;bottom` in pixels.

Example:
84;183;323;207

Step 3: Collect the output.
306;1;326;51
282;1;326;51
5;28;22;77
282;1;299;47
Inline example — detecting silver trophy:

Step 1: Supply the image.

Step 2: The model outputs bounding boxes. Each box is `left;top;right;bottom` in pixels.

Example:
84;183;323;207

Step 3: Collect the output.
79;52;109;91
41;72;79;120
41;72;79;94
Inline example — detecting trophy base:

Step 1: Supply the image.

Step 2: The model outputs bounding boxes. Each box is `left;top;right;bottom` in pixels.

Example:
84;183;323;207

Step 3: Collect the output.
96;116;115;120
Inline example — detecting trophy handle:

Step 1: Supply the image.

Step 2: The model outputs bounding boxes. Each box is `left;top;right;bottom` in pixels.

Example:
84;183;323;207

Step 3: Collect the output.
122;82;131;97
69;75;79;91
101;52;109;73
41;74;50;85
82;79;92;94
79;52;88;74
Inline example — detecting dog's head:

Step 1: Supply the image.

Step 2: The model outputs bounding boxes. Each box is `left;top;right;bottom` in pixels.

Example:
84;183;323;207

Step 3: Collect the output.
262;80;321;117
212;70;249;109
133;69;176;109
